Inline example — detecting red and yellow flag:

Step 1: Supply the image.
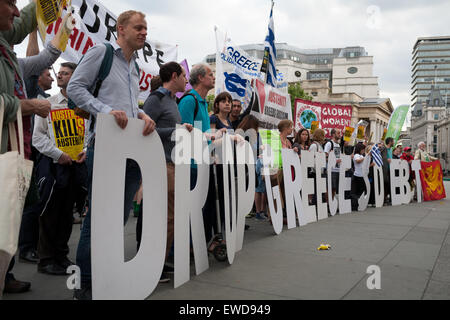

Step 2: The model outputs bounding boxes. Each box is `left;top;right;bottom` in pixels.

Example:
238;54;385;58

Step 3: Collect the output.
419;160;446;201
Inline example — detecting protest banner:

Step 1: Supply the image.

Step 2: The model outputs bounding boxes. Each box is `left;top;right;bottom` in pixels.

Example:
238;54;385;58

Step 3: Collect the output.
419;160;447;201
310;121;319;134
386;105;409;145
294;99;352;138
89;116;447;299
41;0;178;103
50;108;85;160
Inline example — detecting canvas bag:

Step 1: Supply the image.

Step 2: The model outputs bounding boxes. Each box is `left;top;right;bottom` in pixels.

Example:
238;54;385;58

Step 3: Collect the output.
0;97;33;256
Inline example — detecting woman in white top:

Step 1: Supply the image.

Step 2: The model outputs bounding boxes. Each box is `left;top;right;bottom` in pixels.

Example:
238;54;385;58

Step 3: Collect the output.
351;143;369;211
308;128;325;153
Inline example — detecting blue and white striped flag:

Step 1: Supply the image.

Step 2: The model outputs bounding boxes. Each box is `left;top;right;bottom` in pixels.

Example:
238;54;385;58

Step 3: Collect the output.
260;1;277;87
371;144;383;167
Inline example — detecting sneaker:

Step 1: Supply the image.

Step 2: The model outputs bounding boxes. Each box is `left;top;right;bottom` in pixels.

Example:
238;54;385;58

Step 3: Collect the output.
255;213;266;221
159;272;170;283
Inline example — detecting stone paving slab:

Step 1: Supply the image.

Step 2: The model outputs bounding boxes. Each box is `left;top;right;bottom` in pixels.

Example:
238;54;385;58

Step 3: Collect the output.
2;182;450;300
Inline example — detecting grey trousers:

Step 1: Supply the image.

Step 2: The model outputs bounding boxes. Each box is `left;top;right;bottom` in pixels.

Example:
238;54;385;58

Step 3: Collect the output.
0;250;12;299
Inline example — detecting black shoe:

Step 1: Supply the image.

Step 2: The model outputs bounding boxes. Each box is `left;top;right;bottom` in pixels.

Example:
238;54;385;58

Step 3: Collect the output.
159;272;170;283
245;224;250;230
3;276;31;294
38;263;67;275
19;250;39;264
163;264;174;274
74;286;92;300
56;257;75;270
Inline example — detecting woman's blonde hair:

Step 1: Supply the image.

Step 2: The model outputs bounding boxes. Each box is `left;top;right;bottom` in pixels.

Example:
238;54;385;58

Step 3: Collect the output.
277;120;293;133
311;128;325;144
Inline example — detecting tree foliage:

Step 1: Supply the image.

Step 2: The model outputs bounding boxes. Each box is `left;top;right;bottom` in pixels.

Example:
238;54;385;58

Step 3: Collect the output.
288;82;313;115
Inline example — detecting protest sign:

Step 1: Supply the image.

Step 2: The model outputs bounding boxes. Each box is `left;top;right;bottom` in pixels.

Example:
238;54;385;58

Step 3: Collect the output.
343;126;354;142
420;160;447;201
250;79;292;129
41;0;178;103
50;108;85;160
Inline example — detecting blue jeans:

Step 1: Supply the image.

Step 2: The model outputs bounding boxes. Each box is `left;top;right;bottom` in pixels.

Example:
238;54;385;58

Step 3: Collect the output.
76;141;141;287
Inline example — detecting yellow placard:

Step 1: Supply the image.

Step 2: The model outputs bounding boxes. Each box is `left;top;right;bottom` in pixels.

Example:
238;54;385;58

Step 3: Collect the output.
356;125;366;140
36;0;69;42
381;128;388;142
343;126;354;142
51;108;85;161
310;121;319;134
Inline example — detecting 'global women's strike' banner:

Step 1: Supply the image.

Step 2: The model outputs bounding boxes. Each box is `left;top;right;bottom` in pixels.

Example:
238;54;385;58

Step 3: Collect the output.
40;0;178;102
294;99;353;138
51;108;85;160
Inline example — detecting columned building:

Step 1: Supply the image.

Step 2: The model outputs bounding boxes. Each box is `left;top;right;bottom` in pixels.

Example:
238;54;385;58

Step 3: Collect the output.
411;85;447;157
301;79;392;143
437;108;450;173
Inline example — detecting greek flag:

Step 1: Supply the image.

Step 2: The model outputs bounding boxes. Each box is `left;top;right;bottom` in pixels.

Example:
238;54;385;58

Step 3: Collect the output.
260;1;277;87
371;144;383;167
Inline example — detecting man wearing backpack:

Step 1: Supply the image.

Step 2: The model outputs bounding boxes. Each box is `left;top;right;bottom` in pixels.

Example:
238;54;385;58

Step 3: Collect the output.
138;61;192;283
323;128;343;198
67;10;155;300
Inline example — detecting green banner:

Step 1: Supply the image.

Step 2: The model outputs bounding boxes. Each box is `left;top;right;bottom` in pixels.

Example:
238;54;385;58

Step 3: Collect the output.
259;129;282;169
386;105;409;145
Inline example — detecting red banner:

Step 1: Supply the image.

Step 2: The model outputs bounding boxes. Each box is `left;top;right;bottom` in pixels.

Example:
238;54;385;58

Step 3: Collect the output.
420;160;446;201
294;99;352;138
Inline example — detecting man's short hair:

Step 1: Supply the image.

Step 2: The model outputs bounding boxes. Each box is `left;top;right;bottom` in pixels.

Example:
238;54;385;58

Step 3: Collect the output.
189;63;210;87
159;62;182;83
385;137;394;145
418;141;425;148
39;67;51;76
232;99;241;105
60;62;77;72
116;10;145;32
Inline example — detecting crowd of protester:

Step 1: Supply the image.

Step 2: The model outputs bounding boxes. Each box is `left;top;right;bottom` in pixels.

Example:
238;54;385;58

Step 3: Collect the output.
0;1;441;300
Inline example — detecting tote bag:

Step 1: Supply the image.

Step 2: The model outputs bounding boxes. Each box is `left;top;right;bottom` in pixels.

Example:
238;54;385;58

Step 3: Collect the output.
0;97;33;256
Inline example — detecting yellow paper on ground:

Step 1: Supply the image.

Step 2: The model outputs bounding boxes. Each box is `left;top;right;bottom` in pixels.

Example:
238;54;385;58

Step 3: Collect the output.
50;108;85;161
343;126;354;142
36;0;69;42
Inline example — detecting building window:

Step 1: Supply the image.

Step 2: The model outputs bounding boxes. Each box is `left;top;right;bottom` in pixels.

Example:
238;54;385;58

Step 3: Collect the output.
311;92;318;97
347;67;358;74
434;114;439;120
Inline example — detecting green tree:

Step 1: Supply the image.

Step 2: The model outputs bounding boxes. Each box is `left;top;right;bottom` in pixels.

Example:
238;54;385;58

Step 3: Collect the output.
206;94;215;113
288;82;313;115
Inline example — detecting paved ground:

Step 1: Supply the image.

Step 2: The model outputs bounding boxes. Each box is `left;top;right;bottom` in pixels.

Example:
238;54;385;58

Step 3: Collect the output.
3;182;450;300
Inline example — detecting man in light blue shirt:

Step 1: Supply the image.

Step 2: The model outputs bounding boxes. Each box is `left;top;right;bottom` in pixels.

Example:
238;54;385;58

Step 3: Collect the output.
67;10;155;300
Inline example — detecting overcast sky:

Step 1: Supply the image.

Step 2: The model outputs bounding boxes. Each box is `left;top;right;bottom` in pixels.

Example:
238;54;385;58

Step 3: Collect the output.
15;0;450;118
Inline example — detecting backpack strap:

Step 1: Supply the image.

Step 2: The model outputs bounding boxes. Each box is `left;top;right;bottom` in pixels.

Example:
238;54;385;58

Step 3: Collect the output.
178;90;199;122
92;43;115;98
149;90;165;100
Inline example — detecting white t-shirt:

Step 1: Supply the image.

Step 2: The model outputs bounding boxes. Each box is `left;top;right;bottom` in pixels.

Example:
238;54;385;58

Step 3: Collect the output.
324;140;341;172
353;154;365;177
309;142;324;153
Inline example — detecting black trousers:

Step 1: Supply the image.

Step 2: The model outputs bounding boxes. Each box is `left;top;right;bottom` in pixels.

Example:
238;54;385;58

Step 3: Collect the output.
351;175;367;211
38;163;84;266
